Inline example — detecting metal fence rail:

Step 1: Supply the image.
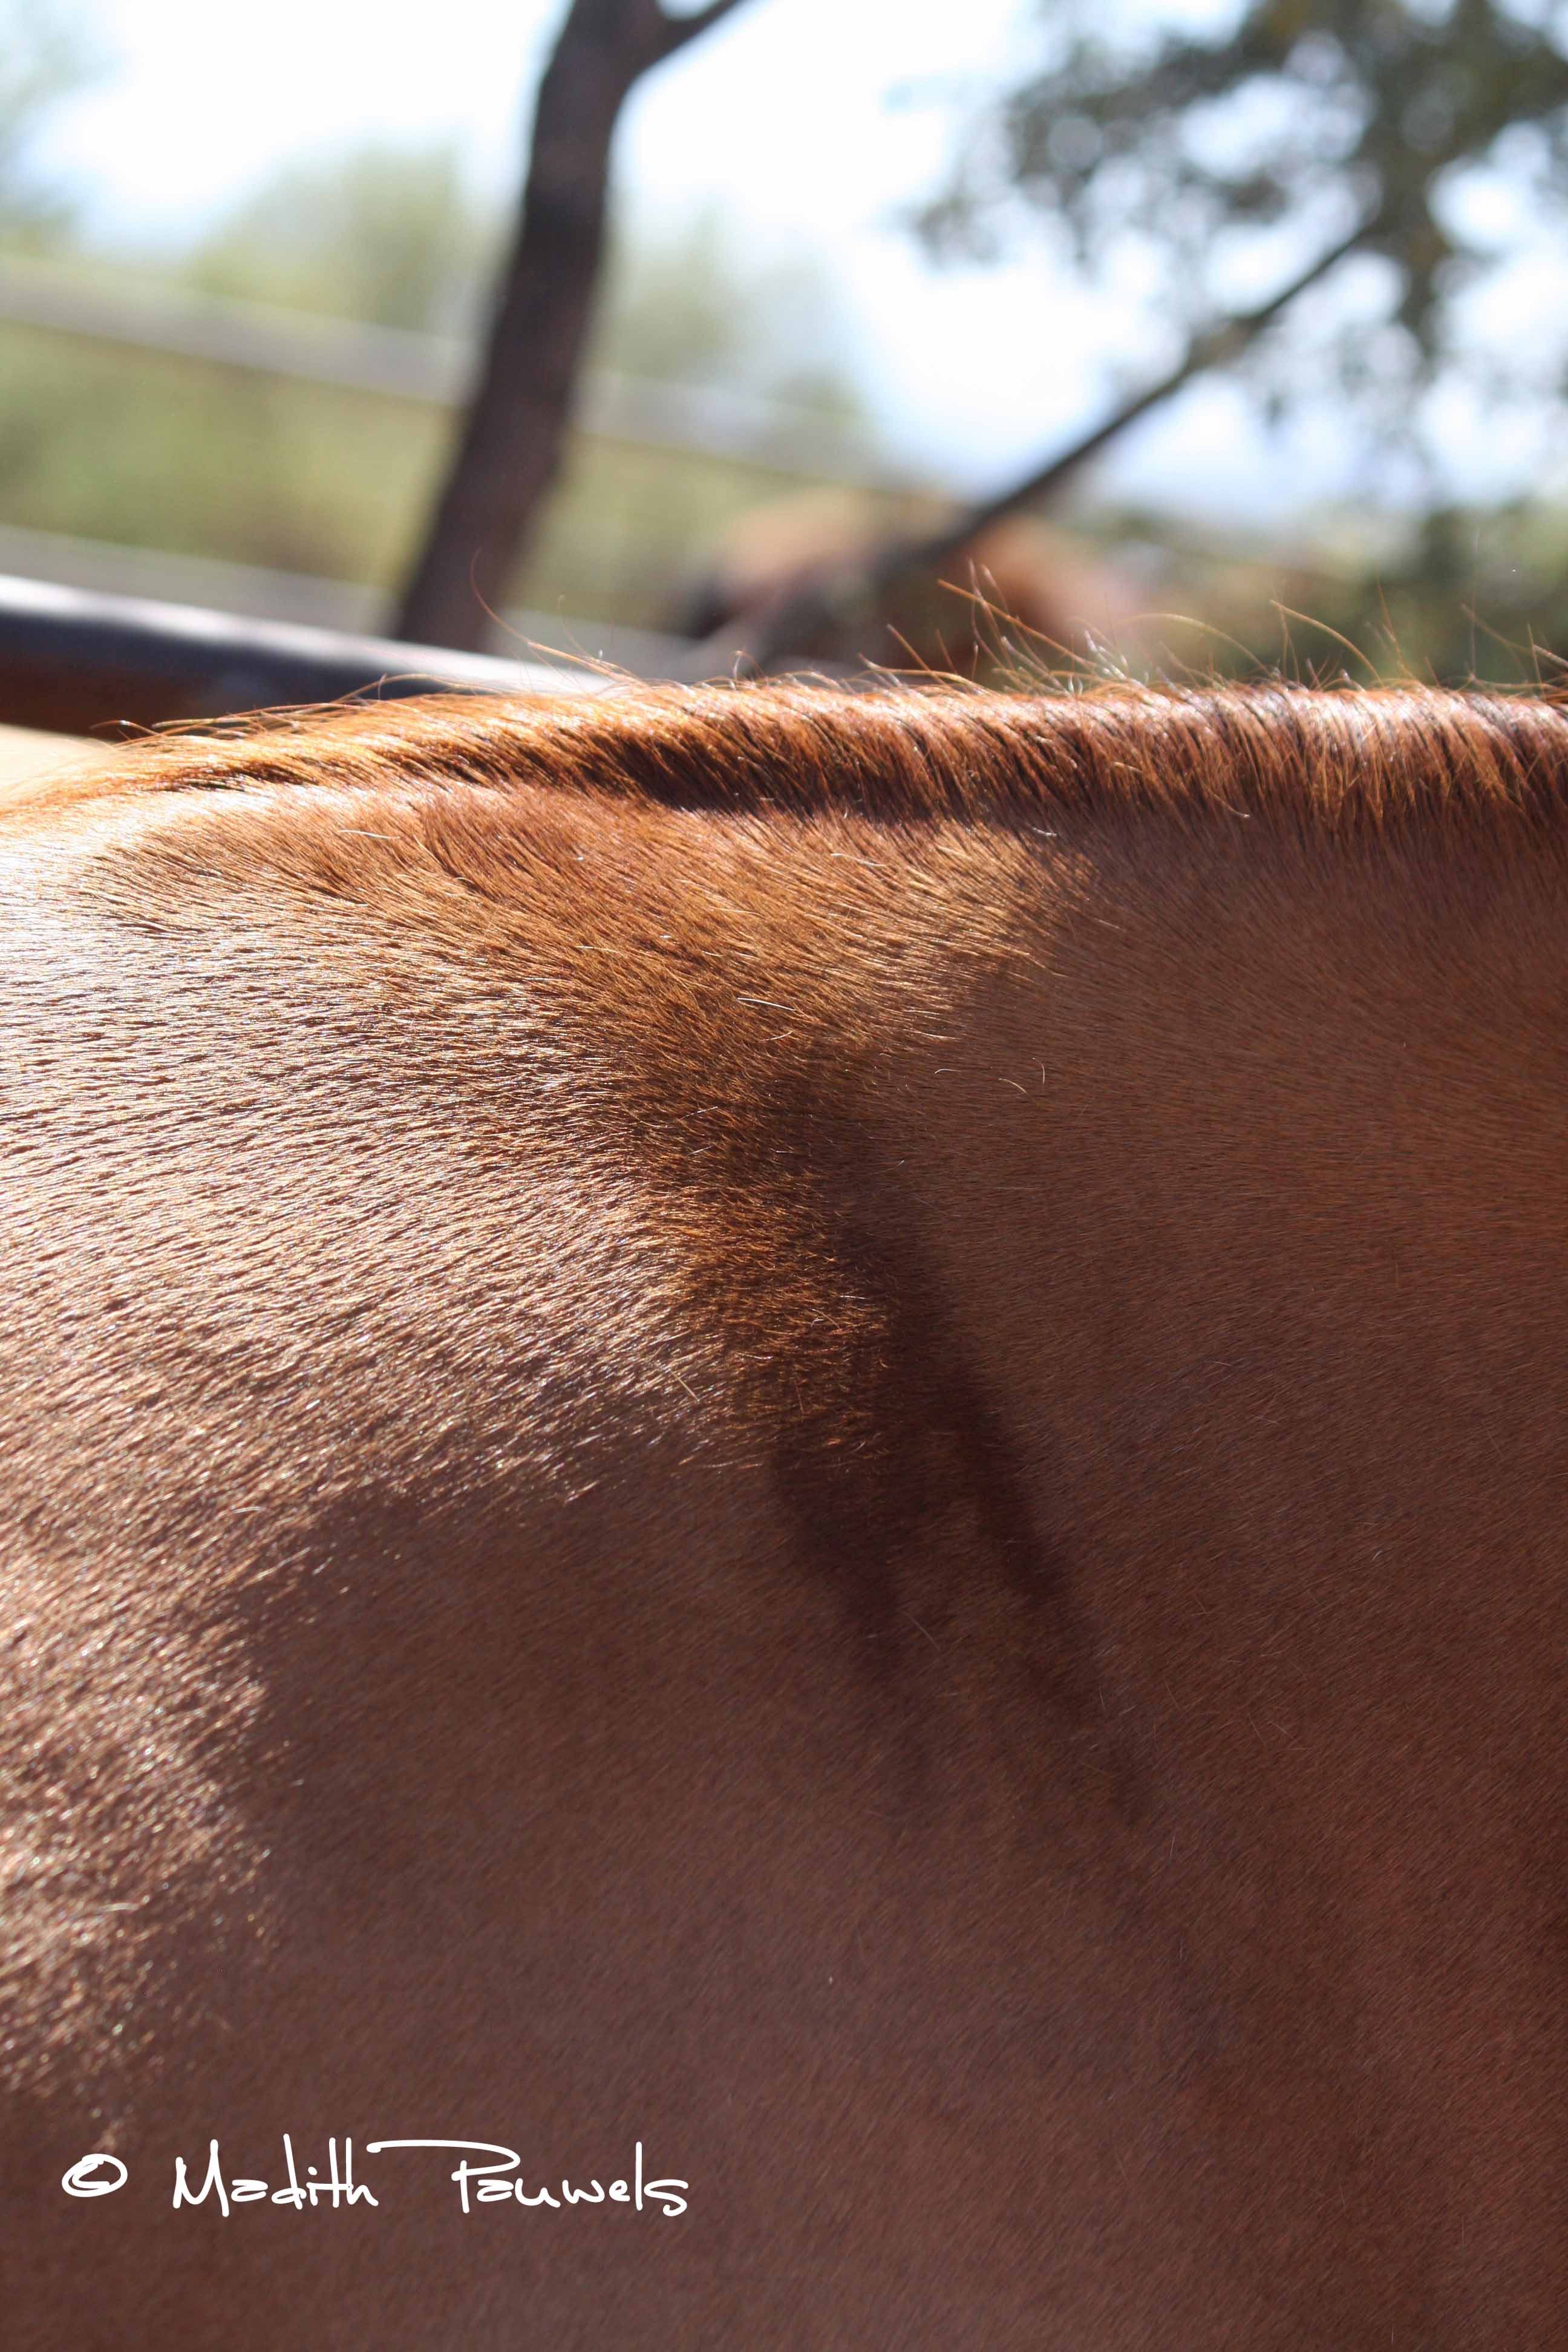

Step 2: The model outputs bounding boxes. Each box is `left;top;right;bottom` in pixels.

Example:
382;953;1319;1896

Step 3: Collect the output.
0;520;711;681
0;570;617;736
0;253;901;489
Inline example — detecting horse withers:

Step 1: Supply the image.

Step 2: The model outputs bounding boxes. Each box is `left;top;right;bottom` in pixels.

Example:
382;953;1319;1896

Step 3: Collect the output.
2;681;1565;2345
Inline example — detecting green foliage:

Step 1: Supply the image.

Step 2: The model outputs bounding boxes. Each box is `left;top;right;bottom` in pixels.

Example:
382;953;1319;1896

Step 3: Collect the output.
0;0;100;250
0;137;878;636
185;143;497;334
588;204;870;448
0;325;440;580
1310;500;1568;682
924;0;1568;431
593;207;753;386
1085;493;1568;685
0;316;886;630
5;287;1568;674
180;149;872;460
171;148;875;488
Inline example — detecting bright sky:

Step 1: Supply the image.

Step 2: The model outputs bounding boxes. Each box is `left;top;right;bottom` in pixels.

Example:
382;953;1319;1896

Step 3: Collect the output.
31;0;1568;523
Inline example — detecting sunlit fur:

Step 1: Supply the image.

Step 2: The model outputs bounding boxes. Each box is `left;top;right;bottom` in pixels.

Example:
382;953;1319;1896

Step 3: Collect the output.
4;681;1567;2347
27;673;1568;823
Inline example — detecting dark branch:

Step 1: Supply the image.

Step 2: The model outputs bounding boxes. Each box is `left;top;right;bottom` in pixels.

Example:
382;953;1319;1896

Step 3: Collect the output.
655;0;750;61
727;207;1385;675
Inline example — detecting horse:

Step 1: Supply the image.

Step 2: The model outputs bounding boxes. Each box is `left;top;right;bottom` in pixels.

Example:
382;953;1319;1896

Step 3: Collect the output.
671;491;1146;673
2;679;1566;2346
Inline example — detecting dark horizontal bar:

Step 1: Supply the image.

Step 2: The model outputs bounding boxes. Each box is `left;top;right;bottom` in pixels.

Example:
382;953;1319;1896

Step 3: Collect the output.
0;570;615;737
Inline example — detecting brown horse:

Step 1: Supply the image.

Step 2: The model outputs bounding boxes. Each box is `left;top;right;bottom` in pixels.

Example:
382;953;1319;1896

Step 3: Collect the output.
673;491;1146;673
2;681;1566;2347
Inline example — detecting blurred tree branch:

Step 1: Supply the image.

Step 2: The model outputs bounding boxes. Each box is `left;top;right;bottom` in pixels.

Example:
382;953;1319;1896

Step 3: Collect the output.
730;207;1382;673
0;0;100;250
725;0;1568;671
394;0;754;650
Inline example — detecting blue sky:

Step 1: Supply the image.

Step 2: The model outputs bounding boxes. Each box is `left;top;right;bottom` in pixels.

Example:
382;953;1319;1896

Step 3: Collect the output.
30;0;1568;524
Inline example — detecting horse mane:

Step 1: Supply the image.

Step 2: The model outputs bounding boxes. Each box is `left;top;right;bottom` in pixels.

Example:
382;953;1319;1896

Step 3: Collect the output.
16;678;1568;839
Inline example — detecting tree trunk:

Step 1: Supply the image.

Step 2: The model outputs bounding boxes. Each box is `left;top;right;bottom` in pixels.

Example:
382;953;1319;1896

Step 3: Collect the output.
394;0;750;653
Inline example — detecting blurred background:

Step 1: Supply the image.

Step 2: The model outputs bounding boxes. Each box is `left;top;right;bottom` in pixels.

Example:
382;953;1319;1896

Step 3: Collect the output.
4;0;1568;713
